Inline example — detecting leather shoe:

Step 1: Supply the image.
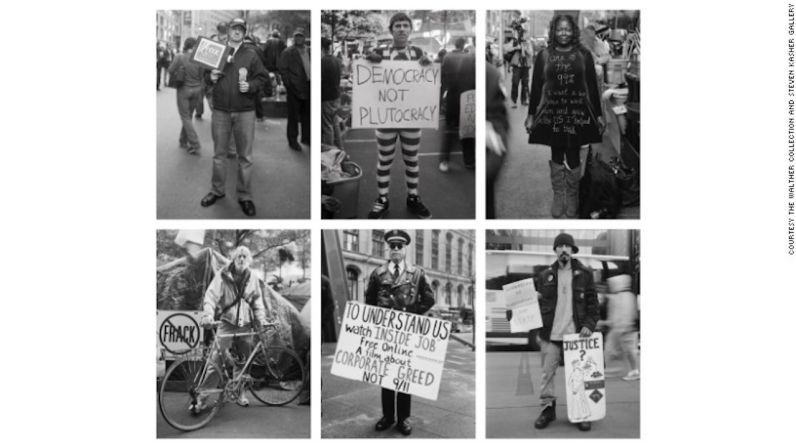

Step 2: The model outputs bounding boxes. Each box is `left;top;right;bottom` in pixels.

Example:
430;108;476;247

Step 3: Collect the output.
577;421;591;431
396;419;412;436
200;192;224;207
534;404;556;429
289;141;302;151
238;200;256;217
374;417;394;431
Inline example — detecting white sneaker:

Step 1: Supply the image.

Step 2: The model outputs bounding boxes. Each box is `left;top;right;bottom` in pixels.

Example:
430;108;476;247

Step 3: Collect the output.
622;369;640;381
439;161;449;172
237;394;250;406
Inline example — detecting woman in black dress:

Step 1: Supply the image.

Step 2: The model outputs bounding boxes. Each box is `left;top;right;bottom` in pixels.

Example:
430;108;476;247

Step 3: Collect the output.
525;14;604;218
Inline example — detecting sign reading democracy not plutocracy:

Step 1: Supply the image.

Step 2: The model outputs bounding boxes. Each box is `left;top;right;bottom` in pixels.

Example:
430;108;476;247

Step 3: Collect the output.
331;301;451;400
563;332;606;422
502;278;542;333
351;60;441;129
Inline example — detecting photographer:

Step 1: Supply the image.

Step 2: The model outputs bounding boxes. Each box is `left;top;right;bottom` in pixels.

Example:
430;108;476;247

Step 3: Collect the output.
504;19;534;108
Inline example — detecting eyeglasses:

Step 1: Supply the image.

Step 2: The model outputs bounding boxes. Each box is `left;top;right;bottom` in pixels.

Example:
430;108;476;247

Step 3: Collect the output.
389;243;404;250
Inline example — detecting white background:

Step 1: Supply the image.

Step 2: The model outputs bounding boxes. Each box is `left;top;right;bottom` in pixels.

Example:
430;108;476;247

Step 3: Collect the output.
2;0;792;445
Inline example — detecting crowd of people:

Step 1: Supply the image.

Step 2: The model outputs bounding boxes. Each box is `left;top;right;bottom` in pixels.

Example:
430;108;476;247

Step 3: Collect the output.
160;18;310;217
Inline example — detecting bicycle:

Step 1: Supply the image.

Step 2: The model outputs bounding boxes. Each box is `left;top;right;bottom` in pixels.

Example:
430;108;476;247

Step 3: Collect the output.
158;321;306;431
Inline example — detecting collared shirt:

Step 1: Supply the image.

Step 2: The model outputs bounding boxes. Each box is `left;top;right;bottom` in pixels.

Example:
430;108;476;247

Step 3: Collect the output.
550;262;576;340
387;260;406;279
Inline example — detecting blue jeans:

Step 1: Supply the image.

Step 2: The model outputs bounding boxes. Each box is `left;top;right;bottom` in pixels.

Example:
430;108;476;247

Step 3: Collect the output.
177;85;203;149
539;338;562;407
211;110;255;200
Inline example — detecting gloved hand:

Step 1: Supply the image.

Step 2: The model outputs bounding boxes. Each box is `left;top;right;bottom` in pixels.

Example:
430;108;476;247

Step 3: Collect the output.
505;309;513;321
419;55;433;66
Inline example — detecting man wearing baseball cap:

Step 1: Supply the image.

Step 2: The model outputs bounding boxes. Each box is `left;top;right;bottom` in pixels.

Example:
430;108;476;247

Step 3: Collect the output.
200;17;268;217
364;229;435;435
507;232;599;431
278;27;310;151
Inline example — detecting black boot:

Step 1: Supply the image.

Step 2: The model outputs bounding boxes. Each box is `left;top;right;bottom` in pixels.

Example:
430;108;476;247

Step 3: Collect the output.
534;401;556;429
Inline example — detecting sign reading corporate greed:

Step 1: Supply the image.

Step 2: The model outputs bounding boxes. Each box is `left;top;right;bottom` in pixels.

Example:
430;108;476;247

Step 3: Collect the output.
331;301;451;400
351;60;441;129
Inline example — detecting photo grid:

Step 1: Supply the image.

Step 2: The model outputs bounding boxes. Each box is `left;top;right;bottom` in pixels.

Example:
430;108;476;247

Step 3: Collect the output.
155;8;641;441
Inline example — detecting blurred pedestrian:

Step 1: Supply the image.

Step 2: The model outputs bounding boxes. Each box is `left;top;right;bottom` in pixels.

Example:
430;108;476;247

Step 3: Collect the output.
504;34;533;108
156;43;171;90
525;14;604;218
279;28;311;151
263;31;286;90
365;12;433;219
486;63;508;219
505;233;600;431
604;274;640;381
321;37;342;148
439;37;475;172
581;25;610;87
200;18;268;217
167;37;205;154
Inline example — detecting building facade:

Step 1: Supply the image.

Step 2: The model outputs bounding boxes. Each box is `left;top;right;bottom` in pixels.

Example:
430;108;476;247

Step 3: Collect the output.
339;230;475;312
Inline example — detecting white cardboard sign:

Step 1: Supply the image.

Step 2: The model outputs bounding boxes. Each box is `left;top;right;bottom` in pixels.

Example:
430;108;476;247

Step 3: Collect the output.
502;278;542;333
330;301;451;400
563;332;606;422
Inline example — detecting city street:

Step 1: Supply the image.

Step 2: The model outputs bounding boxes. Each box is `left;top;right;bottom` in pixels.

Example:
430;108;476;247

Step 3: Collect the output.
492;70;640;219
321;337;475;438
329;121;475;219
156;88;310;219
486;350;639;438
156;394;310;438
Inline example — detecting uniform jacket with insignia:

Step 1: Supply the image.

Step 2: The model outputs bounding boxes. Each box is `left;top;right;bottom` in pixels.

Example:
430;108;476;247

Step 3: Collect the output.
202;263;266;327
364;262;435;315
536;258;599;342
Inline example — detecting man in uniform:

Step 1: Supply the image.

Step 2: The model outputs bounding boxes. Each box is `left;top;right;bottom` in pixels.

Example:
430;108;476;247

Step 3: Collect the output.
507;232;599;431
364;230;435;435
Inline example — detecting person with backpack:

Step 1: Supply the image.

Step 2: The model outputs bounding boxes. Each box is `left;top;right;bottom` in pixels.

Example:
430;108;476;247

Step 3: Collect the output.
525;14;605;219
198;245;267;408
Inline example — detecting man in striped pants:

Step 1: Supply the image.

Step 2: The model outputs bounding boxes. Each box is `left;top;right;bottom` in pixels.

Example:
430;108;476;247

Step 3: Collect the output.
366;12;432;219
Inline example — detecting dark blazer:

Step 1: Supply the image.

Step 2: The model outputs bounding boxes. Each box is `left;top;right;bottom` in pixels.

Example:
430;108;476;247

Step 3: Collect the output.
364;262;435;315
278;45;310;100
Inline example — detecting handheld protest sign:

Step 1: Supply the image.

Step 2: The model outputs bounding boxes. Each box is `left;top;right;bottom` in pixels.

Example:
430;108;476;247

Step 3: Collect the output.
191;37;232;71
330;302;451;400
351;60;441;129
502;278;542;333
459;89;476;139
563;332;606;423
157;311;205;359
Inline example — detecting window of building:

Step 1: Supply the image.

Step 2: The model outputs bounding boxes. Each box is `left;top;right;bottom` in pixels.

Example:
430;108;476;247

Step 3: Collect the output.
346;265;360;301
431;230;440;270
457;284;464;307
445;283;452;305
415;230;424;266
457;238;464;275
467;242;473;277
371;230;385;258
445;232;453;273
343;230;359;252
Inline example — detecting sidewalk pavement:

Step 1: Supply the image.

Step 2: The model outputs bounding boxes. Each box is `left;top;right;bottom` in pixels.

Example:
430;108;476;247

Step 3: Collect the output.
321;339;475;438
486;351;639;438
156;88;310;219
331;122;475;219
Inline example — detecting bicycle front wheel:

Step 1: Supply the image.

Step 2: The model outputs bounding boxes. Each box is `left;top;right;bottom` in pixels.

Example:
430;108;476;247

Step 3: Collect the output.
158;358;224;431
249;346;306;406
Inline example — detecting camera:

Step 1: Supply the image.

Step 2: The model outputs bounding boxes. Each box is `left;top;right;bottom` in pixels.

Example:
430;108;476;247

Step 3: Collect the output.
510;17;527;41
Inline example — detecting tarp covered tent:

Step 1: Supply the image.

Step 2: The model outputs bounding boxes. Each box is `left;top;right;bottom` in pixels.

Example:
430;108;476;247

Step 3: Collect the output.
281;280;311;312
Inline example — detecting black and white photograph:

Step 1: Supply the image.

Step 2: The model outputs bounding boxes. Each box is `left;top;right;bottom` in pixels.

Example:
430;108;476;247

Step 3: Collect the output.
486;10;640;219
156;229;310;438
485;229;640;438
321;229;475;437
156;10;310;219
321;11;476;219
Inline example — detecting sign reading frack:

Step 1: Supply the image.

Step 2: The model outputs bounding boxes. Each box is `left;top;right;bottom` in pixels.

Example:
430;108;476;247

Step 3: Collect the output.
157;311;204;358
563;332;606;423
351;60;441;129
502;278;542;333
331;301;451;400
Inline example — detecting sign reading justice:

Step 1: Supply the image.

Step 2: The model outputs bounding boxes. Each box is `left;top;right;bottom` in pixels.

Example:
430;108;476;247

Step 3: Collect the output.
351;60;441;129
331;301;451;400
